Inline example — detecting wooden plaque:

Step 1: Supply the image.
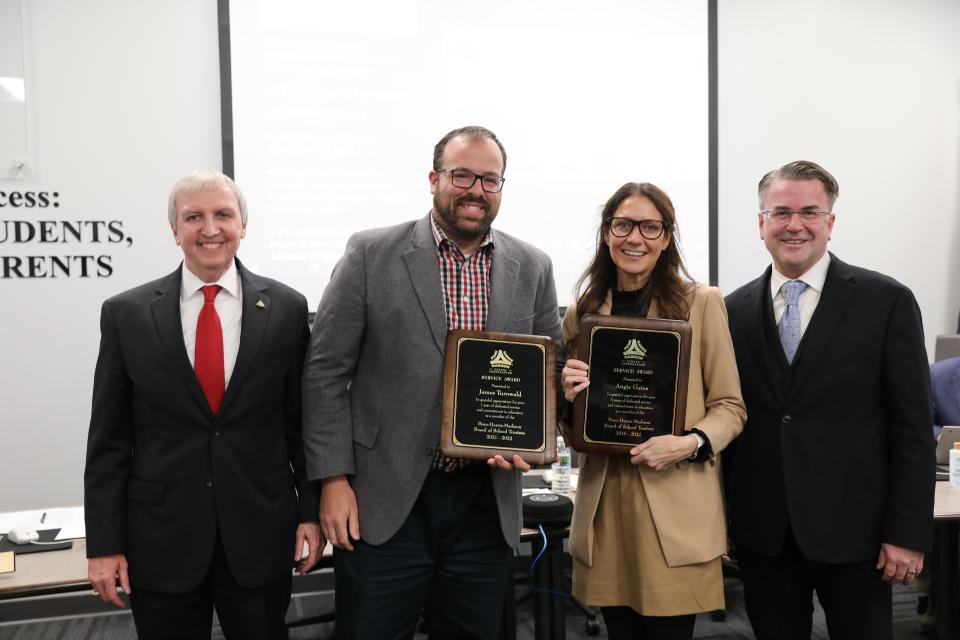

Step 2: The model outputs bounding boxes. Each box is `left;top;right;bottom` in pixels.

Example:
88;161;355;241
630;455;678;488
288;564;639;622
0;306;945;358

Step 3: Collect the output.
570;314;691;454
440;330;556;465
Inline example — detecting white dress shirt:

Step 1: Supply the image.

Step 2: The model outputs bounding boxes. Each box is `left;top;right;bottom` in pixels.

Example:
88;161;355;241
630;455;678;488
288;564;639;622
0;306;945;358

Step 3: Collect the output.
770;251;831;340
180;261;243;387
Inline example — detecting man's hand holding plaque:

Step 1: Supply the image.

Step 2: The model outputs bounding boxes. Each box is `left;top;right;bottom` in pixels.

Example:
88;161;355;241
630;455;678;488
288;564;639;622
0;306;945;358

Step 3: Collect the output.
566;315;691;454
440;330;556;466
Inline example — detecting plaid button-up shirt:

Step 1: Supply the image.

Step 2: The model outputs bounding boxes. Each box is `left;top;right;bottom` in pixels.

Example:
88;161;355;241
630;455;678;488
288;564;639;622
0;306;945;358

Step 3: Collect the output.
430;214;494;472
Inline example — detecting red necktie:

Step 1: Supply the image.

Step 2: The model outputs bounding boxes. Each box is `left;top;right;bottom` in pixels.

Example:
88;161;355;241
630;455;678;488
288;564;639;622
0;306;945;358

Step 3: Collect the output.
195;285;224;415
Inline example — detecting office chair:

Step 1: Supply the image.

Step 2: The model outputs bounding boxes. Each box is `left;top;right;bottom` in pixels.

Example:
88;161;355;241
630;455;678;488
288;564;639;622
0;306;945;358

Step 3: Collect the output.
935;335;960;362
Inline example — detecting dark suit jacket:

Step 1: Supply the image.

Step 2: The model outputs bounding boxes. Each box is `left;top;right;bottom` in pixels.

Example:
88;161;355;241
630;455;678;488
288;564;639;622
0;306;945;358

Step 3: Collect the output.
302;214;562;547
932;356;960;436
84;259;319;593
725;253;934;562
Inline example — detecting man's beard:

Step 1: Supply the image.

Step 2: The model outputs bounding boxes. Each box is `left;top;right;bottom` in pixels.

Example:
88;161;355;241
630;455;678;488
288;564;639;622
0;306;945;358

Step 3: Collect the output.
432;194;497;244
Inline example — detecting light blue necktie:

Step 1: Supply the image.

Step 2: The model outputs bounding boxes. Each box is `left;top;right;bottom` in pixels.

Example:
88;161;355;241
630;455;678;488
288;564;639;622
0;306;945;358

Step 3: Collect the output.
778;280;808;365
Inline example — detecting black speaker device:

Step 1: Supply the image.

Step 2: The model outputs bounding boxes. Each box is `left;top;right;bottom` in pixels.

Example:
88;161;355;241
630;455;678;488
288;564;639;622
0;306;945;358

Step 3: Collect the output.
522;493;574;529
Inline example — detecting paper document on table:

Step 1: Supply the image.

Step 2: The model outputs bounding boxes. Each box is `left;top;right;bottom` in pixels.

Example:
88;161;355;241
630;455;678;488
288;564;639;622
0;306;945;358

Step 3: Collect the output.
522;488;555;496
521;470;579;496
0;506;85;540
51;508;86;540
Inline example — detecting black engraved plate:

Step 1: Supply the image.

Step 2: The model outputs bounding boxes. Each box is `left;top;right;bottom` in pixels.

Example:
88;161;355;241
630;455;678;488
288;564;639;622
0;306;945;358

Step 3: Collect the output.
571;315;691;454
440;331;556;465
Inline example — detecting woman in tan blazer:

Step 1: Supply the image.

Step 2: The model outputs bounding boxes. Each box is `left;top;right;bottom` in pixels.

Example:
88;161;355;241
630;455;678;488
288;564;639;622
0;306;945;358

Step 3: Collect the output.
561;182;746;639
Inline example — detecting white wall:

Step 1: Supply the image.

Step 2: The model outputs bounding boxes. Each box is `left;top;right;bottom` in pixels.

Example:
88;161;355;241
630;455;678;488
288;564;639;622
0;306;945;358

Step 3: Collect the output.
230;0;711;308
3;0;958;514
718;0;960;357
0;0;221;511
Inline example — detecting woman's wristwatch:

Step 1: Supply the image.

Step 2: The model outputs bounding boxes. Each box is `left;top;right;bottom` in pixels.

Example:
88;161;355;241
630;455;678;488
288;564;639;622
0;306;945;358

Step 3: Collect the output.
688;431;706;460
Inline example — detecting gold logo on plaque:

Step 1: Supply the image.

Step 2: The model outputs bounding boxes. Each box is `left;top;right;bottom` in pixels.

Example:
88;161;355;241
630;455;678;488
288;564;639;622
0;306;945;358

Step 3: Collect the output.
623;339;647;360
490;349;514;370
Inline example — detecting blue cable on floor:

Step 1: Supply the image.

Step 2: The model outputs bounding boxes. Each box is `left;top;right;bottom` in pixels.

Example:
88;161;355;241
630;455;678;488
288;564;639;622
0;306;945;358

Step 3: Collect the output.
527;524;571;598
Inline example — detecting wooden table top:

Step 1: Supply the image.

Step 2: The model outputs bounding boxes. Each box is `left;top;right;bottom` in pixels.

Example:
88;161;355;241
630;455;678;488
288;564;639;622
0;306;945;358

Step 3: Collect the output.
935;481;960;522
0;538;89;599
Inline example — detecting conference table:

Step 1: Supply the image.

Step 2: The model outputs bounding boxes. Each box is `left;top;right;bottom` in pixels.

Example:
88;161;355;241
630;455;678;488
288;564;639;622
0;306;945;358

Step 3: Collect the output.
4;480;959;638
0;468;566;600
0;471;575;639
933;481;960;640
0;537;90;600
0;538;344;601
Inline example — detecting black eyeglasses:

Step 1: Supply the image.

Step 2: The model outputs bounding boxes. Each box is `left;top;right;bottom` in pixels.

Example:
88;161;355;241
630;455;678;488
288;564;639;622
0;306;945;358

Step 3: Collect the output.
608;218;666;240
761;209;831;223
437;168;505;193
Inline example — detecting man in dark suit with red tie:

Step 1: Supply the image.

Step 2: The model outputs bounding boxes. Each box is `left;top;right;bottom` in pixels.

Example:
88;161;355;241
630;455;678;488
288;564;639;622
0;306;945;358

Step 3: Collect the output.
84;170;321;639
724;161;934;640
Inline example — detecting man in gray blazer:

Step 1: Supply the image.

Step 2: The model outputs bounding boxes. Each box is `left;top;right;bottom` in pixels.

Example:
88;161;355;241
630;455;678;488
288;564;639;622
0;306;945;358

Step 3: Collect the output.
303;126;562;638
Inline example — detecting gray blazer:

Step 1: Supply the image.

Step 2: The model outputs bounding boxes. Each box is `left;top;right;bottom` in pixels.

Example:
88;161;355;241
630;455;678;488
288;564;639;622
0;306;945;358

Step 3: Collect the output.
303;214;562;546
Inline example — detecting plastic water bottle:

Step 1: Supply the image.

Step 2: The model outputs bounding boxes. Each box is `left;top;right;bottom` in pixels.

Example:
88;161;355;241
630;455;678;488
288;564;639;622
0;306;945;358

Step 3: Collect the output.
552;434;571;492
950;442;960;490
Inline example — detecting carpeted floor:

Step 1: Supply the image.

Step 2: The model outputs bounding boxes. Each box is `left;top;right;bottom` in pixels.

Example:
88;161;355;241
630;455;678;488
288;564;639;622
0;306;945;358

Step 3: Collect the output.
0;577;934;639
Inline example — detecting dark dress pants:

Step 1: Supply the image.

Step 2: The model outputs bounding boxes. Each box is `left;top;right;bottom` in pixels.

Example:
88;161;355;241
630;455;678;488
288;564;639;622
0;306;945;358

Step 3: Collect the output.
737;529;892;640
334;464;512;640
600;606;696;640
129;531;292;640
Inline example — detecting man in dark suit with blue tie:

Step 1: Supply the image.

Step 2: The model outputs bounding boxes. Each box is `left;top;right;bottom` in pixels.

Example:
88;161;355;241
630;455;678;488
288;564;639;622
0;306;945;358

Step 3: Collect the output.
84;170;322;639
724;160;935;640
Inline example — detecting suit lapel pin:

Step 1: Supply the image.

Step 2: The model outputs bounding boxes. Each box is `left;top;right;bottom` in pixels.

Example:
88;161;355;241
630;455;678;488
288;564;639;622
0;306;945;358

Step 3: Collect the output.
256;299;266;309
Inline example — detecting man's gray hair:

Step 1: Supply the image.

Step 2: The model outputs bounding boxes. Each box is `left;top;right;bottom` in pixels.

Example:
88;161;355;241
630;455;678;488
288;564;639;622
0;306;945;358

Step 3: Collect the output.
167;170;248;227
758;160;839;210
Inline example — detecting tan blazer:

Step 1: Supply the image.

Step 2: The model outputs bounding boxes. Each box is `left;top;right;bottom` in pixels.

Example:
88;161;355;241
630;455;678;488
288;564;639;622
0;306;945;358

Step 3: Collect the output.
563;285;746;568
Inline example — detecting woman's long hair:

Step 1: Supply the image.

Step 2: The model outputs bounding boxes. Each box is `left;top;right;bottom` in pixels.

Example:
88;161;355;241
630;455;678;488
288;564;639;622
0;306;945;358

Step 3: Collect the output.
568;182;695;355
